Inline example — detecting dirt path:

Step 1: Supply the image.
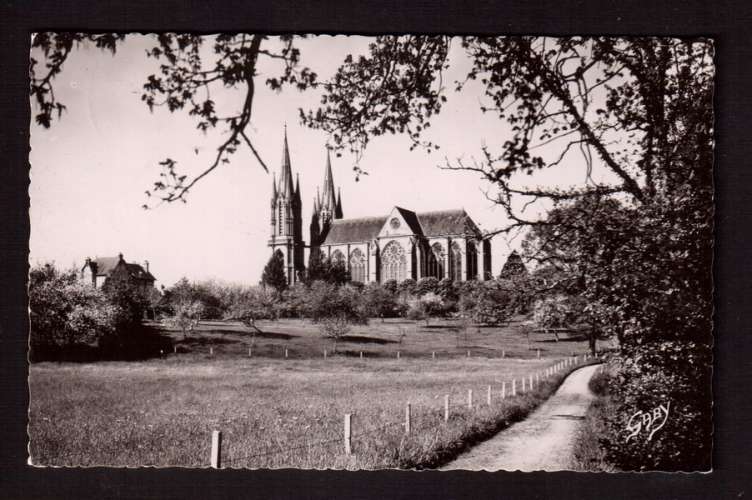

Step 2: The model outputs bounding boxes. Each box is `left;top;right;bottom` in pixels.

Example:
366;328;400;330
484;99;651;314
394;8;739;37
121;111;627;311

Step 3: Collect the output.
440;363;601;472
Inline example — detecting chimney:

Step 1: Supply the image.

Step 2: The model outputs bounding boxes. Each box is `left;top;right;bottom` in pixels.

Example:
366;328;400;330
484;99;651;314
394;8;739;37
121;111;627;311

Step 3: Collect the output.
143;260;149;273
118;252;124;262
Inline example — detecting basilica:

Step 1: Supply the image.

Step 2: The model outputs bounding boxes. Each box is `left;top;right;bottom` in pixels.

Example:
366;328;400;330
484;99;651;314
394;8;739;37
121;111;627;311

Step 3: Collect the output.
268;130;492;285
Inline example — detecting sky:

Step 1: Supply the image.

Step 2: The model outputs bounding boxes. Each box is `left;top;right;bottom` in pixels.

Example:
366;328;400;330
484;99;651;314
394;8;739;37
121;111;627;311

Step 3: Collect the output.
29;35;612;288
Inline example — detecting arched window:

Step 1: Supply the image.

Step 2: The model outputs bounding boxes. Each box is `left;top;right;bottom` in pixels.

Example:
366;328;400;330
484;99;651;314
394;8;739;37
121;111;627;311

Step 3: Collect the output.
349;248;366;283
331;249;346;265
467;241;478;280
381;241;406;282
450;241;463;281
427;242;445;279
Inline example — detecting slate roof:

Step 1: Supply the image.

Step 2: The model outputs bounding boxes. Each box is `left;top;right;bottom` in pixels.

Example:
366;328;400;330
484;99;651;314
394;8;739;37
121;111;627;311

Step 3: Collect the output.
87;257;156;281
322;216;388;245
321;208;483;245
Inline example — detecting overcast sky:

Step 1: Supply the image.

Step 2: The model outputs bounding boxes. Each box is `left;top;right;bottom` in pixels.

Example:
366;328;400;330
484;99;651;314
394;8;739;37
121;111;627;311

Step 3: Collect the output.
29;35;610;287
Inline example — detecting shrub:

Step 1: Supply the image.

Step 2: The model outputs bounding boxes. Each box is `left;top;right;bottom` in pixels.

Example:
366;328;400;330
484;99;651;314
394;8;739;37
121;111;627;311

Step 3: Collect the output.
398;278;417;295
470;281;513;326
29;263;118;357
164;300;204;339
414;277;439;296
318;314;352;353
597;342;712;471
362;282;399;319
406;292;443;325
382;279;399;294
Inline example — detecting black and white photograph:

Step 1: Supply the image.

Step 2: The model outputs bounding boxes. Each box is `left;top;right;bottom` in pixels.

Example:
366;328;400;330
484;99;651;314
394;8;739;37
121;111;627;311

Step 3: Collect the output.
26;33;714;472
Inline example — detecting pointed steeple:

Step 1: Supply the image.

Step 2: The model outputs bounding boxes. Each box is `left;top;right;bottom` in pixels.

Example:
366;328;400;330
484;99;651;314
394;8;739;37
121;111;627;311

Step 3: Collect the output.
271;172;278;206
294;173;301;203
278;125;295;198
335;187;343;219
321;149;337;213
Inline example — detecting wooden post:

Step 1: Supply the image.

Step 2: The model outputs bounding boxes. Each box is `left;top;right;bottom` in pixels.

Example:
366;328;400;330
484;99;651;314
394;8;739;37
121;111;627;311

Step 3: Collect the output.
536;373;540;385
502;350;506;358
210;430;222;469
344;413;352;455
501;381;506;399
537;349;540;359
432;351;436;360
467;350;471;358
467;389;473;409
397;351;400;360
209;347;214;356
285;348;289;359
521;377;525;393
405;403;411;434
248;347;252;357
444;395;450;422
487;385;492;406
324;349;327;359
360;351;363;359
529;374;534;390
512;379;516;396
174;345;177;354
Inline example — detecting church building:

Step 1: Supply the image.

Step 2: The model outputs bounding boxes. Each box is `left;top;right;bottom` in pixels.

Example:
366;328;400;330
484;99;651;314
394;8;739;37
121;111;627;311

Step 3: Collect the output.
268;130;492;285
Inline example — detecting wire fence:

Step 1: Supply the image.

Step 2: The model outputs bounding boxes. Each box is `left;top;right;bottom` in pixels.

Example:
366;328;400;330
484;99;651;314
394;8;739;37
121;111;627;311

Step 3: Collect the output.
207;354;599;468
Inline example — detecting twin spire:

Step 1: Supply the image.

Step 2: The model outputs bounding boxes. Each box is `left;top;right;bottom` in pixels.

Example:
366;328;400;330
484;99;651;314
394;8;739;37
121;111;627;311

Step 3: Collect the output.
272;126;343;229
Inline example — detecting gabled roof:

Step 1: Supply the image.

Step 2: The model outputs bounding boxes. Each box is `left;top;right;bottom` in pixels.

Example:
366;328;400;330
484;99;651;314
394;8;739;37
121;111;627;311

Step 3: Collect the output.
393;207;423;235
322;216;388;245
320;207;483;246
86;257;155;281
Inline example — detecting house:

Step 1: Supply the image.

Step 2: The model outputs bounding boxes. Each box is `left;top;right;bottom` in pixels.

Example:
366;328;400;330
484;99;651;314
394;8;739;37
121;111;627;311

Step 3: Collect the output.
81;253;156;293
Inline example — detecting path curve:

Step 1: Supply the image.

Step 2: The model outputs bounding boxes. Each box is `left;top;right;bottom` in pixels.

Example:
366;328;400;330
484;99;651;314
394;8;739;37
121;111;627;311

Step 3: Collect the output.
440;363;601;472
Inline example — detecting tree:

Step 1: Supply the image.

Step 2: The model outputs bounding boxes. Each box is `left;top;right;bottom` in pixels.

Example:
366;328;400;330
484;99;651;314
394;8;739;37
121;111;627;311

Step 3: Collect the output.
362;282;398;320
29;263;117;355
406;292;443;326
165;300;204;340
318;314;351;354
261;251;288;291
31;33;317;205
499;251;528;280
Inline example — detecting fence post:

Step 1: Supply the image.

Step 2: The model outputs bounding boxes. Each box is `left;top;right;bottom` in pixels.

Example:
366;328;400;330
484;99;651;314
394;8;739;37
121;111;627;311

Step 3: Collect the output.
360;351;363;359
537;349;540;359
209;347;214;356
468;389;473;409
467;350;470;358
501;381;506;399
405;403;411;434
174;345;177;354
344;413;352;455
444;395;450;422
502;350;506;358
210;430;222;469
512;379;516;396
432;351;436;360
521;377;525;393
248;347;252;357
397;351;400;360
285;348;289;359
536;372;540;386
324;349;327;359
487;385;492;406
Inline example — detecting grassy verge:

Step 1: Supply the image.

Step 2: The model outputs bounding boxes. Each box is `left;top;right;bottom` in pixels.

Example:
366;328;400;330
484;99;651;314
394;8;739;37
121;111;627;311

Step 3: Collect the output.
29;356;598;469
571;363;618;472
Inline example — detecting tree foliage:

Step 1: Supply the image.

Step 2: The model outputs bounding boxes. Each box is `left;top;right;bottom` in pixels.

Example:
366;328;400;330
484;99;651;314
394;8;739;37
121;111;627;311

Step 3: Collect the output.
261;251;288;291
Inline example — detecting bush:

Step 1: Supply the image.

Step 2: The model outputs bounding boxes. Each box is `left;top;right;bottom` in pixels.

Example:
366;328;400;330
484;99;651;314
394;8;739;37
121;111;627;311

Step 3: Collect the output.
469;281;513;326
164;300;204;339
414;277;439;296
597;342;712;471
29;263;118;358
406;292;443;325
306;280;368;324
362;282;399;319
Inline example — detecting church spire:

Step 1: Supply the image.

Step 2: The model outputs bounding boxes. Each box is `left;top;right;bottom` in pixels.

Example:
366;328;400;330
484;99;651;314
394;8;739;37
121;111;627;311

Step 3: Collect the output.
335;187;343;219
278;126;294;198
321;149;337;214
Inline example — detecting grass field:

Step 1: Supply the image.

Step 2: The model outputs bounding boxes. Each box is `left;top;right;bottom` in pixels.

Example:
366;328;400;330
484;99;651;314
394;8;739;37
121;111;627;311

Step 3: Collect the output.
29;317;593;469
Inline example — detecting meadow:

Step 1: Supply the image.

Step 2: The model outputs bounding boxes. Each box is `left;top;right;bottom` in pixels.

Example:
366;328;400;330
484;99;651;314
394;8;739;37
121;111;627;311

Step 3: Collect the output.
29;317;594;469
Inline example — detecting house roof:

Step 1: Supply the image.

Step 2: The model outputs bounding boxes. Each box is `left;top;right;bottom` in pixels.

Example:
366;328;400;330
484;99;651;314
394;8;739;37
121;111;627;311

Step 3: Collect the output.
321;208;483;245
86;256;155;281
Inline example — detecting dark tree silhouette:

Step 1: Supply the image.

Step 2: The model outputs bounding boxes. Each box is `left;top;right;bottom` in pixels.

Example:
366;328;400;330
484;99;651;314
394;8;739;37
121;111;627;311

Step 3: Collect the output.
261;251;287;291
